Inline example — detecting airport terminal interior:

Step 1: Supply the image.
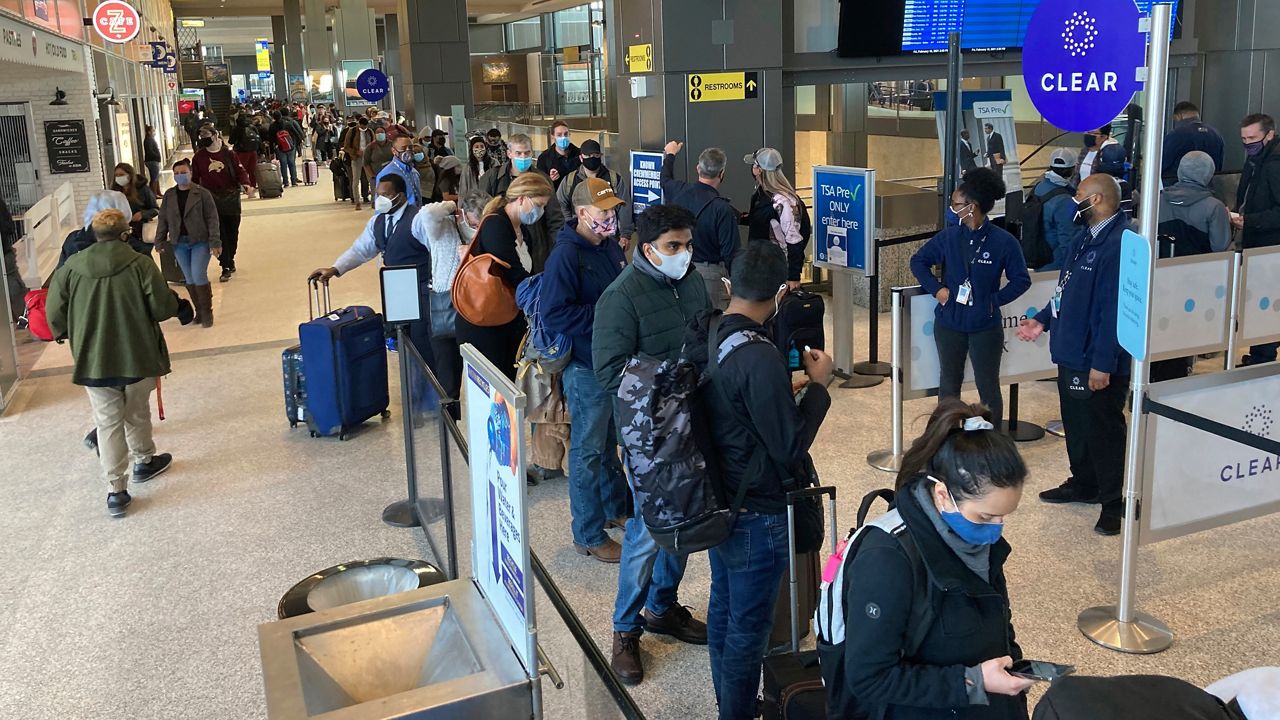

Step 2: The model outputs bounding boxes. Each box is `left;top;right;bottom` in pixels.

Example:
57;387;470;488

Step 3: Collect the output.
2;0;1280;718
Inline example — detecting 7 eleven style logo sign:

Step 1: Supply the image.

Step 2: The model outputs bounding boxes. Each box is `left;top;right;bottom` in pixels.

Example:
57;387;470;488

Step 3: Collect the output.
93;0;141;44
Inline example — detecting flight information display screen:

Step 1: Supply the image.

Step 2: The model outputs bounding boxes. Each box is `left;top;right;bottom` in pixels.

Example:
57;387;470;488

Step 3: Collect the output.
900;0;1178;54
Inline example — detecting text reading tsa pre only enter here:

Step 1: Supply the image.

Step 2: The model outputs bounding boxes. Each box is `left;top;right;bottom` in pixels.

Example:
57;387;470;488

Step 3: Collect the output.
820;182;862;231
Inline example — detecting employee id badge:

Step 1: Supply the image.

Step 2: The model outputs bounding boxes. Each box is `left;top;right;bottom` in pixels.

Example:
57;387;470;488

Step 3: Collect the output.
955;281;973;306
1051;287;1063;318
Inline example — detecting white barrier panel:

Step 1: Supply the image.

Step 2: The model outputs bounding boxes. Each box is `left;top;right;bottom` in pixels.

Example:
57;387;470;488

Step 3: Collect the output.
1149;251;1235;360
901;272;1058;400
1239;246;1280;346
1140;363;1280;544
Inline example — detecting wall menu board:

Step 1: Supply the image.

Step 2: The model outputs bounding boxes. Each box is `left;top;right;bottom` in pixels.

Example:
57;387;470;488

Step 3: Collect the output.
44;120;90;174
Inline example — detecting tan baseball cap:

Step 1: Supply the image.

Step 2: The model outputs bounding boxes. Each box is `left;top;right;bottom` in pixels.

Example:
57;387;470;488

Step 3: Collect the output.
572;175;624;210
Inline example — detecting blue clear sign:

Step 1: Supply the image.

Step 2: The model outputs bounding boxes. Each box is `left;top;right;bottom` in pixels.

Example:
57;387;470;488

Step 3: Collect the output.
355;68;389;102
258;71;272;80
1022;0;1146;132
813;166;875;273
1117;229;1151;361
630;150;664;216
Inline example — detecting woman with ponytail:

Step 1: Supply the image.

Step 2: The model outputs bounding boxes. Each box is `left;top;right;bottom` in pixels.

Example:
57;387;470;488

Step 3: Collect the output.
836;398;1034;720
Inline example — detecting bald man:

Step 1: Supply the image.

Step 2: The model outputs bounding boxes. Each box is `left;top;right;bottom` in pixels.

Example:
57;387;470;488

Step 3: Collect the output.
1017;174;1130;536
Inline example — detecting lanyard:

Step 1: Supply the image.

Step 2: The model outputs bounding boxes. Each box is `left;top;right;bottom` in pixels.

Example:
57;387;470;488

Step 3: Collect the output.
963;231;989;283
1057;236;1093;293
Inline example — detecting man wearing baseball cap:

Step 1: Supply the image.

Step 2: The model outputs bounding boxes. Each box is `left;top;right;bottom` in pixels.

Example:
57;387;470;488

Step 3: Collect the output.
541;176;630;563
556;139;635;249
1026;147;1080;271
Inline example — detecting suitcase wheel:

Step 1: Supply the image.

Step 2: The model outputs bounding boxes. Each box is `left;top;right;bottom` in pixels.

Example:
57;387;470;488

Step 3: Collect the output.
381;410;391;420
289;421;297;428
309;430;317;438
339;432;347;441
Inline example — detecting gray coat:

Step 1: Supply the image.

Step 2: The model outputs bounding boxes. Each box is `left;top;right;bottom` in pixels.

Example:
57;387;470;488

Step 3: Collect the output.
1158;181;1232;252
155;184;221;250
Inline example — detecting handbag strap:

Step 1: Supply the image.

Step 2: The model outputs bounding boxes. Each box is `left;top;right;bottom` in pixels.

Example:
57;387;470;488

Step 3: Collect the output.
706;313;769;514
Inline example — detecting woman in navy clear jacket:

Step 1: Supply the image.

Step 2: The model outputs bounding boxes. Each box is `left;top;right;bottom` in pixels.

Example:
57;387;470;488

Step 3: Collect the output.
910;168;1031;426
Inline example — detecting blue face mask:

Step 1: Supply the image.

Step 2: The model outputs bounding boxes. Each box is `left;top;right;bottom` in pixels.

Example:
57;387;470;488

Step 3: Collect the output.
945;203;972;228
512;156;534;173
413;152;426;163
555;136;570;150
930;477;1003;545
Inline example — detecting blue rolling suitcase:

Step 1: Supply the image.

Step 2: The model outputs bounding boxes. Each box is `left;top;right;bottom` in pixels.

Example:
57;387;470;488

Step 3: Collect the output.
298;280;390;439
282;344;308;427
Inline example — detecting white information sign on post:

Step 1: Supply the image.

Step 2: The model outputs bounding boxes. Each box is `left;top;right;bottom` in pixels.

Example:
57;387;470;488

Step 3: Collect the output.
462;345;535;676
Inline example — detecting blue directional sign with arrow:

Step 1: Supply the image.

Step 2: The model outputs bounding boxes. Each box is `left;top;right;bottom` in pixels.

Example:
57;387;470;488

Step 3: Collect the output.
631;150;664;217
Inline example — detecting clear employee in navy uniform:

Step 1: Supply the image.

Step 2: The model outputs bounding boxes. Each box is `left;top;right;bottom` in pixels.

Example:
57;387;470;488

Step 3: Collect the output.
1016;174;1129;536
910;167;1031;427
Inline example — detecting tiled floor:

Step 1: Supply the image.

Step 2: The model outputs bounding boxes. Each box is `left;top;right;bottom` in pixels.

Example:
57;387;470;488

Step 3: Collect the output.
1;171;1277;719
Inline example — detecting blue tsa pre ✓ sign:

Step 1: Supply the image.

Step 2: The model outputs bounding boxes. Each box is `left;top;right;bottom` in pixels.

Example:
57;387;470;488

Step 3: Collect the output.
812;166;875;274
1022;0;1145;133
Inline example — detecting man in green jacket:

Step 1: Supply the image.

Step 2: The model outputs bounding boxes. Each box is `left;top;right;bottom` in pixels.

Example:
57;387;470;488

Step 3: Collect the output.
593;204;712;685
47;209;184;517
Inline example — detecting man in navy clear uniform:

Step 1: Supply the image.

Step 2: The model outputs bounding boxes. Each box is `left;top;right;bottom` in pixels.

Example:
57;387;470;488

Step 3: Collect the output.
1016;173;1129;536
1161;101;1225;187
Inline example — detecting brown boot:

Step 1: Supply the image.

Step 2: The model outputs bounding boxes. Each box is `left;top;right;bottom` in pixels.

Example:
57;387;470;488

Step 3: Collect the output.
573;537;622;563
610;631;643;686
185;284;203;326
197;284;214;327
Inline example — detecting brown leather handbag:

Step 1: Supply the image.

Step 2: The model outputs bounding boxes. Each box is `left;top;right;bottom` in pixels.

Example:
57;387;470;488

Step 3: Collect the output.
451;215;520;327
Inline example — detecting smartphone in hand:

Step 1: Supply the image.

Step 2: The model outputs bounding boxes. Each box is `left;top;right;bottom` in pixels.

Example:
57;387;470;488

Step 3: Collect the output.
1009;659;1075;682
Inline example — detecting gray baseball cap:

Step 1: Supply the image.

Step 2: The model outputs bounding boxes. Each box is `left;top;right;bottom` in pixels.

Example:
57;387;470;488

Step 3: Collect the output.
1049;147;1077;168
744;147;784;172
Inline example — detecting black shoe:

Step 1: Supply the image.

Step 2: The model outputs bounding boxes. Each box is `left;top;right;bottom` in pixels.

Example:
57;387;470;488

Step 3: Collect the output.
642;605;708;645
107;491;132;518
219;268;232;283
84;428;99;456
133;453;172;484
1039;482;1100;505
1094;510;1123;536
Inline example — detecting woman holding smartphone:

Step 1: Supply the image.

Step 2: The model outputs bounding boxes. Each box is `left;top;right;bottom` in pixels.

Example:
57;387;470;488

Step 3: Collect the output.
829;399;1035;720
910;168;1030;426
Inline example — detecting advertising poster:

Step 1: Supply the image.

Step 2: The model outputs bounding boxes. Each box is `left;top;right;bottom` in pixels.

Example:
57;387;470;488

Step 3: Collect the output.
812;165;875;273
43;120;90;174
932;90;1022;219
340;60;375;105
463;350;534;674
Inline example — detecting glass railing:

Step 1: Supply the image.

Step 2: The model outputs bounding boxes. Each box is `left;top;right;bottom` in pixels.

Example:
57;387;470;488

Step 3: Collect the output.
399;342;646;720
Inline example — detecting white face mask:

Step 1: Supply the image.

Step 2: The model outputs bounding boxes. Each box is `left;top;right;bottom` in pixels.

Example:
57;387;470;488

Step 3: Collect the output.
373;195;397;214
648;245;692;280
114;175;130;187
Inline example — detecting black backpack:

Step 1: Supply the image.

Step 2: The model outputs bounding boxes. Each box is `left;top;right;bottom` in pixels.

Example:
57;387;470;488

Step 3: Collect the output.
769;289;825;369
1017;184;1072;268
235;125;260;153
1157;218;1213;259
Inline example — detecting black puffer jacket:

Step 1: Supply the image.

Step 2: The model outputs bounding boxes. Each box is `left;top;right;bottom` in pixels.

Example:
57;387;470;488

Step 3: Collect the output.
1236;136;1280;248
839;477;1027;720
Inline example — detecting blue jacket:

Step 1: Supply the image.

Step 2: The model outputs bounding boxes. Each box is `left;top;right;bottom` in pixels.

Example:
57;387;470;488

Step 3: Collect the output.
1032;177;1079;271
376;158;423;206
1036;214;1129;376
541;221;627;368
909;221;1031;333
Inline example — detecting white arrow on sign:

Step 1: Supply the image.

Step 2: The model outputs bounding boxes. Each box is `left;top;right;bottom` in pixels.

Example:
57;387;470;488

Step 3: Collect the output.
639;189;660;202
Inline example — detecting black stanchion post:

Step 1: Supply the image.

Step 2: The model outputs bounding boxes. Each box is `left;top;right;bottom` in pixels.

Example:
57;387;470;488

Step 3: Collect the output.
1002;383;1045;442
383;324;422;528
438;405;459;581
854;266;892;377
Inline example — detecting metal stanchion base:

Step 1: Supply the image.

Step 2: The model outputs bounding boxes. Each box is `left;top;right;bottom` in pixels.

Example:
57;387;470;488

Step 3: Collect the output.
1002;420;1046;442
867;449;901;473
381;499;420;528
1078;605;1174;654
839;373;885;389
853;360;892;377
1045;420;1066;437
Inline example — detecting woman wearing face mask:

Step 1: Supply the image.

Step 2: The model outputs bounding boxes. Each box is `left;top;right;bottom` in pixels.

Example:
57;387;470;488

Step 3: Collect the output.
909;168;1030;426
460;136;495;200
455;173;554;379
827;399;1034;720
110;163;158;253
434;155;464;203
409;143;439;204
742;147;809;290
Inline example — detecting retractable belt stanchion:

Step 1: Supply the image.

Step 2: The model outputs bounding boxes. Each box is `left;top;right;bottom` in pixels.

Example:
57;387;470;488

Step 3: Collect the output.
383;323;421;529
867;288;904;472
1077;2;1174;654
1002;384;1045;441
853;268;892;377
1225;251;1243;371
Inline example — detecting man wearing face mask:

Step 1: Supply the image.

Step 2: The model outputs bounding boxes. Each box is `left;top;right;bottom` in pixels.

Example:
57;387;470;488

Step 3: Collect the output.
1233;113;1280;365
1072;123;1118;183
428;129;453;159
537;120;581;189
190;126;250;284
362;125;396;192
268;110;304;188
541;177;630;563
690;241;833;719
660;140;741;311
1016;173;1129;536
594;204;712;685
556;139;634;249
486;128;509;166
480;133;566;273
343;117;375;210
376;135;423;207
1025;148;1082;271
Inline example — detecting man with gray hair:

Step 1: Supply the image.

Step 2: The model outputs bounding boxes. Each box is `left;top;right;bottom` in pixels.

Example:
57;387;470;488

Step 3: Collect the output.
660;139;741;310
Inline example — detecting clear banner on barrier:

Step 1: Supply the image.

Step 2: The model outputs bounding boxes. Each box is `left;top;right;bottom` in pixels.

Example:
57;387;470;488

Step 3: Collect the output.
1240;246;1280;346
1141;363;1280;544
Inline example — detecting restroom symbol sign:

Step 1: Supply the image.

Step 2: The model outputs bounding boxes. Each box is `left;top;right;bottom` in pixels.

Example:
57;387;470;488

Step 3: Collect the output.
688;71;758;103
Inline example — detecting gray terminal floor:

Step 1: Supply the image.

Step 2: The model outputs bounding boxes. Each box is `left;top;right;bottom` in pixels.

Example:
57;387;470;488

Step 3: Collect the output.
1;176;1277;720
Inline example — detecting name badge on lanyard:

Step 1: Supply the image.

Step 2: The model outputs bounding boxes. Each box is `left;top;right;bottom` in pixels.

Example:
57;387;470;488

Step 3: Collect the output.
956;280;973;306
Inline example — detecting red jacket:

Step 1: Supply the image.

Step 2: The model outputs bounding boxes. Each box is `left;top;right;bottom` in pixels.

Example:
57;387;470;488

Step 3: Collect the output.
191;145;250;194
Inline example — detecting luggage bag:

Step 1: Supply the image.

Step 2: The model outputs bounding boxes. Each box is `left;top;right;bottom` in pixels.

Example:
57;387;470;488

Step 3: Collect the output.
282;344;308;427
302;158;320;185
770;290;825;369
761;486;839;720
296;279;390;439
257;161;284;199
157;243;186;284
333;172;351;201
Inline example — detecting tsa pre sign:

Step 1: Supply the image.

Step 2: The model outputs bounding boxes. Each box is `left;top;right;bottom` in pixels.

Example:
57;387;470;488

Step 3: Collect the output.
813;166;875;274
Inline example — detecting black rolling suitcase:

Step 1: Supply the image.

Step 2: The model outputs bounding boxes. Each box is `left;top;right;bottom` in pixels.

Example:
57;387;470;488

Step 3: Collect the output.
761;486;838;720
157;243;186;284
770;290;825;369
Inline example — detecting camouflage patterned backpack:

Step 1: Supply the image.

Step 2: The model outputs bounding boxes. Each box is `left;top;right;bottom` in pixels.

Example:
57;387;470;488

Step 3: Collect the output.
615;314;766;554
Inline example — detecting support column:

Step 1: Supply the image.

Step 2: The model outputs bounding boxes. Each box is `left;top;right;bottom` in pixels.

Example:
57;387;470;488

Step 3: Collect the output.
383;15;403;115
271;15;288;100
304;0;332;94
283;0;305;101
332;0;378;117
396;0;472;128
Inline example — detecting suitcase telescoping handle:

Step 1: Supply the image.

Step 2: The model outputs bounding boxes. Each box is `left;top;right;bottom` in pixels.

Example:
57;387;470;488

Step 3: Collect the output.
308;277;332;320
785;485;838;654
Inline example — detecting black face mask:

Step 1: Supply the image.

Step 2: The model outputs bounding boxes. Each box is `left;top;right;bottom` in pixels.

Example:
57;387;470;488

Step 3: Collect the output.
198;137;214;148
1072;197;1096;226
582;156;602;172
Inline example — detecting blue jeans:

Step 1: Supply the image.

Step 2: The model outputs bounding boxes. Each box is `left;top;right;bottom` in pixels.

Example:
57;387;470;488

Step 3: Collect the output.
612;509;687;632
562;361;628;547
174;239;211;285
277;148;298;185
708;511;789;720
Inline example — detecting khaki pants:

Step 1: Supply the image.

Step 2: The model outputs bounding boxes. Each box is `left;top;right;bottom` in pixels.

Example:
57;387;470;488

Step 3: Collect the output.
694;261;730;311
85;378;157;493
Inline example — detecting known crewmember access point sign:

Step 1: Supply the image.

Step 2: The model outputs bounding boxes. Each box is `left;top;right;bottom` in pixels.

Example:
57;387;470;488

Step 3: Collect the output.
688;72;759;103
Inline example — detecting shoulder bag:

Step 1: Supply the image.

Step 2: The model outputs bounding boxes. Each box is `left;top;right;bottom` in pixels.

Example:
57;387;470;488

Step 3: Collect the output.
451;214;520;327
